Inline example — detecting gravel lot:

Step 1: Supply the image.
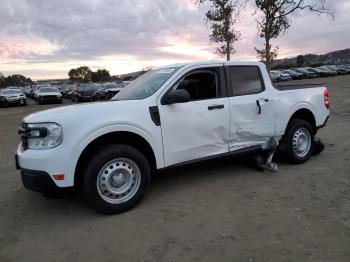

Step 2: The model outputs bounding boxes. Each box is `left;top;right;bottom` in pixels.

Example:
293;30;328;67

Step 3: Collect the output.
1;76;350;262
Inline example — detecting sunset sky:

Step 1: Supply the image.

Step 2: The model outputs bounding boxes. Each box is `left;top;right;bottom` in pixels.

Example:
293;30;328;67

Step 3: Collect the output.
0;0;349;80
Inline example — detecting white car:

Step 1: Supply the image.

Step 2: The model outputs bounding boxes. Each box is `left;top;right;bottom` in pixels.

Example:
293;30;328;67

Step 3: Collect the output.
36;86;62;104
16;61;330;214
279;71;292;81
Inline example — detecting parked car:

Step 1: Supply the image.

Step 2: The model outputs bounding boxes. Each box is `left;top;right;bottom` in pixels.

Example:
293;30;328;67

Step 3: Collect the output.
282;69;303;80
327;65;347;75
306;67;330;77
293;68;317;78
71;84;98;102
24;86;32;96
95;84;107;100
278;71;292;81
336;65;350;74
57;85;67;96
36;86;62;104
16;61;330;214
0;89;26;107
318;66;337;76
62;85;73;99
104;82;130;99
33;85;51;100
270;71;281;82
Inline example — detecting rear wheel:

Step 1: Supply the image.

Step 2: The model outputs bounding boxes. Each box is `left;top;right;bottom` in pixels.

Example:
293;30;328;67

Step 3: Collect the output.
82;144;151;214
280;119;314;164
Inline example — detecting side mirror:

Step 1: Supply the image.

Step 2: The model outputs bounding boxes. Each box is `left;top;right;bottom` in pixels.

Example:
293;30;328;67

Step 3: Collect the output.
162;89;190;105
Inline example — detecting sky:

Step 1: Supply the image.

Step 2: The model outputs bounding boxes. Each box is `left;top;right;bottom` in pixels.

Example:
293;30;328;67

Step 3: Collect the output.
0;0;349;80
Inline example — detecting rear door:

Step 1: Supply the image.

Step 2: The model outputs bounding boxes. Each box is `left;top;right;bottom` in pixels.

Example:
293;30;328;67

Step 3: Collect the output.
225;65;276;151
158;65;231;166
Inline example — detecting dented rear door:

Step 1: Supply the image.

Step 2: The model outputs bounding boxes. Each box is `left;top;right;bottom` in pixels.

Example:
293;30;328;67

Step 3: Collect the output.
225;65;276;151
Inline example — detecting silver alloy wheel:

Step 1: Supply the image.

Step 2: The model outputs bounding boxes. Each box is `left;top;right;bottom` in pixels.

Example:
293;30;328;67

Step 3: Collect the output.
292;127;311;158
96;158;141;204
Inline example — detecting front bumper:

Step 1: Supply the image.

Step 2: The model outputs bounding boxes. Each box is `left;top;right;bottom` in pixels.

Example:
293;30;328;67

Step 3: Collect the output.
78;95;94;101
16;143;77;188
38;96;62;102
22;168;61;193
15;154;62;193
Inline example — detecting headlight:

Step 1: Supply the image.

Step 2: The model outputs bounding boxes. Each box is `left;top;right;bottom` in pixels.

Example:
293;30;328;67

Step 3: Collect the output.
26;123;63;150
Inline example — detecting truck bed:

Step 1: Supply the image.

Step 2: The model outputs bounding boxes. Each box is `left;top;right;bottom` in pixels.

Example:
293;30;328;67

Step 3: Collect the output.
275;83;323;91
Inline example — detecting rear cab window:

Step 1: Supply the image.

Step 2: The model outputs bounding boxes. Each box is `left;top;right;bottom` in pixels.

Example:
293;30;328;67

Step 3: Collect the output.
226;66;265;96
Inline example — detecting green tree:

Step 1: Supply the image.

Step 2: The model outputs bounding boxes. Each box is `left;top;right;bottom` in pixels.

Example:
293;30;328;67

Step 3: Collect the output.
91;69;111;82
68;66;92;82
0;72;5;88
3;74;33;87
296;55;304;67
197;0;241;60
254;0;332;71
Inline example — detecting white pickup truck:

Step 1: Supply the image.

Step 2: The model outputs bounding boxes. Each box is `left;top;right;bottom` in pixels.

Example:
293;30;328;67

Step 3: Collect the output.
16;61;330;214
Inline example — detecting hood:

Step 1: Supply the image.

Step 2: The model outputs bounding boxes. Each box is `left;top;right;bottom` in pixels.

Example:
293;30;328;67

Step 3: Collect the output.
1;93;18;98
23;100;135;123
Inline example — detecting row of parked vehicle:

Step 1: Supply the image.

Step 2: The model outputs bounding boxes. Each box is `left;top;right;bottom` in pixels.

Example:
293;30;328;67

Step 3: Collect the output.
22;81;131;105
270;64;350;82
0;86;27;107
59;82;130;102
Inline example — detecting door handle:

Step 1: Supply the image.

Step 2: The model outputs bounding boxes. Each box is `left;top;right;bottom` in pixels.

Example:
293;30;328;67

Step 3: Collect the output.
256;100;261;114
256;98;270;114
208;104;224;110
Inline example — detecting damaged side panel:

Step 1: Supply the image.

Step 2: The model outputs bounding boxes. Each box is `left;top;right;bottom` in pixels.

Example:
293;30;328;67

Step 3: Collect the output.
228;93;276;151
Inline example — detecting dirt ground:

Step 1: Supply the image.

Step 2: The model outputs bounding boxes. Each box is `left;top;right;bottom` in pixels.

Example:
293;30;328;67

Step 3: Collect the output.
1;76;350;262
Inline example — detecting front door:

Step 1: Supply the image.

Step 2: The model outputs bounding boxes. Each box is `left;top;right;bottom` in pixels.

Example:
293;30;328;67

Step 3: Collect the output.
158;66;230;167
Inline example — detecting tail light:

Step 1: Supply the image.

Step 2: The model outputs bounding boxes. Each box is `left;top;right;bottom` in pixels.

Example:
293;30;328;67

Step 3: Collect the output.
324;89;330;109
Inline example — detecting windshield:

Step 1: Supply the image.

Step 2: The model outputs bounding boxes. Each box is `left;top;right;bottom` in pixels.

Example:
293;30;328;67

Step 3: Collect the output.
78;85;97;91
105;83;120;89
0;89;20;95
114;67;179;100
40;87;58;92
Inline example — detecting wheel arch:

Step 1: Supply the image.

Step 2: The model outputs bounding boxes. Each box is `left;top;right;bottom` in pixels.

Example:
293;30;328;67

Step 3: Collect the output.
74;131;157;187
286;108;316;134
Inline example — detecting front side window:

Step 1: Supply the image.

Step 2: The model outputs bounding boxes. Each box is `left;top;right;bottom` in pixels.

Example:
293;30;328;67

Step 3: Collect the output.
174;69;219;101
228;66;264;96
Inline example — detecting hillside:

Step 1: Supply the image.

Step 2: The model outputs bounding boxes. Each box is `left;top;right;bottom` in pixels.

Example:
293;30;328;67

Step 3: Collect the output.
273;48;350;69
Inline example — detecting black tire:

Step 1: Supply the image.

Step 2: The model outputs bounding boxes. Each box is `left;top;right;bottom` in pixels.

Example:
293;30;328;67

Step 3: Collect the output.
82;144;151;214
280;119;314;164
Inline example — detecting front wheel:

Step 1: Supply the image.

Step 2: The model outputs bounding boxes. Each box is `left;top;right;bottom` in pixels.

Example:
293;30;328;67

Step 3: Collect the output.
82;144;151;214
280;119;314;164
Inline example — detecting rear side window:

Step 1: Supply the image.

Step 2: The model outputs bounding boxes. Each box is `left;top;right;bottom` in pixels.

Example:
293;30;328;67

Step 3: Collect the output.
227;66;264;96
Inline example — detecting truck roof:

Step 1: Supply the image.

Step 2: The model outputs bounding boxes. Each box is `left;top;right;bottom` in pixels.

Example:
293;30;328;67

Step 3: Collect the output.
159;61;266;70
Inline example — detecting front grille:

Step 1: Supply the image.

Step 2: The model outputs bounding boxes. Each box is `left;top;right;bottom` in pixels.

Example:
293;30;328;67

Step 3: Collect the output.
41;95;58;100
18;122;29;150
